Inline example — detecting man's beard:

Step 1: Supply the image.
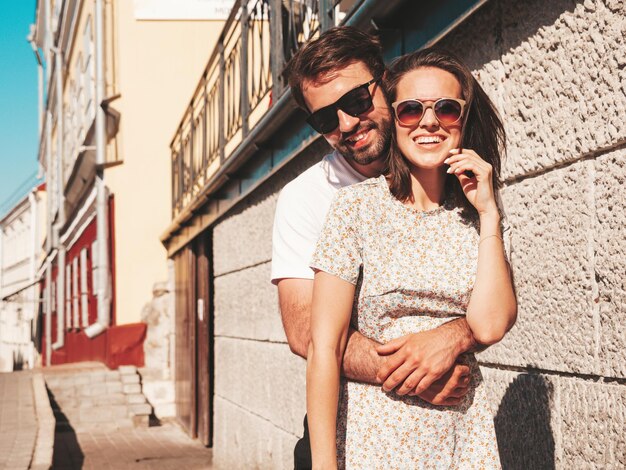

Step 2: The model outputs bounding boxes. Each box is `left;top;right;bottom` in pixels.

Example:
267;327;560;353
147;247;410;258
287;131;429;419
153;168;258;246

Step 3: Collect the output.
335;116;392;166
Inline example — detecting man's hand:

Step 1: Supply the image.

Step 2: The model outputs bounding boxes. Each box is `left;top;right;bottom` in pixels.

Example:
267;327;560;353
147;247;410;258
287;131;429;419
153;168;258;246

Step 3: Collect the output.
375;318;475;397
413;363;471;405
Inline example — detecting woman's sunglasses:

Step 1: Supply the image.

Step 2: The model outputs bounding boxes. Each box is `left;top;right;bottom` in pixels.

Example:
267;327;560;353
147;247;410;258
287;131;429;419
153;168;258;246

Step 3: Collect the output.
392;98;466;127
306;77;380;134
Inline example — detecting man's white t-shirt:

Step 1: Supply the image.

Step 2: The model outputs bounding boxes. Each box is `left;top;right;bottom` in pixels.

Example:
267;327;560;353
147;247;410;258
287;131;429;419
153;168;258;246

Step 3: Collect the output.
271;151;367;284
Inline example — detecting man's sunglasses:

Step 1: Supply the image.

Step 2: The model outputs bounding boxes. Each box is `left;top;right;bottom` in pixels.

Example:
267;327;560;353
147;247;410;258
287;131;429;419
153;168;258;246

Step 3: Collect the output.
392;98;466;127
306;77;380;134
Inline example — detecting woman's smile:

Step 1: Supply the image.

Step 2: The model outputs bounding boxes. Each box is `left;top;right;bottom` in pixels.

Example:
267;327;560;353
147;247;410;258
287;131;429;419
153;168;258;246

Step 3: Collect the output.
394;67;463;172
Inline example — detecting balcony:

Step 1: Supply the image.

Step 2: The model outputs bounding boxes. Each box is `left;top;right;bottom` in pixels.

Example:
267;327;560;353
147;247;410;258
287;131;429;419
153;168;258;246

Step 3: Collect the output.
170;0;360;218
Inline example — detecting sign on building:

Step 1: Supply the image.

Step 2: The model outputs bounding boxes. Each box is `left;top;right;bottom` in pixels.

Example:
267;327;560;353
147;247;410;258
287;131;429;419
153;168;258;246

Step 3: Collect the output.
133;0;236;21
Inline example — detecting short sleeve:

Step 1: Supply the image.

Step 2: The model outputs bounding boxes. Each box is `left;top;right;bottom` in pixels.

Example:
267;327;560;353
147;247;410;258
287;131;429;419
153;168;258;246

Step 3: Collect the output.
310;189;362;285
270;184;320;283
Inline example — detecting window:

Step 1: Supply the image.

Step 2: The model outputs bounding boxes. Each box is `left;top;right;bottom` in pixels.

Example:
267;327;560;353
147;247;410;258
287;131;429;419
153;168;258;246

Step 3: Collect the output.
91;240;98;295
72;257;79;328
80;248;89;327
65;264;71;329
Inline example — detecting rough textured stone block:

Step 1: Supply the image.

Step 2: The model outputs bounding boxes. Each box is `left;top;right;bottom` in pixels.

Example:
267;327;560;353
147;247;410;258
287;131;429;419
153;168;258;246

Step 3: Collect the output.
594;149;626;377
480;162;596;373
559;377;626;468
480;367;559;469
215;262;285;342
213;139;329;276
215;337;306;436
500;0;626;179
213;396;297;470
440;0;626;180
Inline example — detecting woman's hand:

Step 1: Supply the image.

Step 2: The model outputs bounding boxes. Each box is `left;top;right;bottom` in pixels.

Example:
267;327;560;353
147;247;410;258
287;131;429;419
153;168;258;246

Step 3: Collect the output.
444;149;498;217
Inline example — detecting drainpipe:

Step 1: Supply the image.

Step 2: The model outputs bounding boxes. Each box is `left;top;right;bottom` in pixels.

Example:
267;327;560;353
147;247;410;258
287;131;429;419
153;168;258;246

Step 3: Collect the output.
0;225;3;301
28;25;44;139
28;191;37;369
44;110;53;365
85;0;110;338
51;44;65;350
42;0;53;365
45;259;52;366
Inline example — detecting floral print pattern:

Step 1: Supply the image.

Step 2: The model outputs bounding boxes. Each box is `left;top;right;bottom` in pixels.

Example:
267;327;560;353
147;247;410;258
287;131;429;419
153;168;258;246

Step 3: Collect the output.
311;175;501;469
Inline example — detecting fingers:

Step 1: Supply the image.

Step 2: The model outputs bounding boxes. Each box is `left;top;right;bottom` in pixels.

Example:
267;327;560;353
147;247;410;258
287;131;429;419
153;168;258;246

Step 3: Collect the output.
381;363;414;392
445;150;491;176
395;369;427;396
375;335;408;355
376;353;405;384
412;364;472;404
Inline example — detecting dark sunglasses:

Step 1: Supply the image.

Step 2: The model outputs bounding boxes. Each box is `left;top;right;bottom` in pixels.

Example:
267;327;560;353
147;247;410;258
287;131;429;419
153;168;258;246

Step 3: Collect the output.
392;98;466;127
306;77;380;134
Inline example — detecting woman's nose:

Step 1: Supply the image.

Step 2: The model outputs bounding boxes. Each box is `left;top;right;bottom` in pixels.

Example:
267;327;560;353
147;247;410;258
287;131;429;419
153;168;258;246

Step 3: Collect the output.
420;107;439;128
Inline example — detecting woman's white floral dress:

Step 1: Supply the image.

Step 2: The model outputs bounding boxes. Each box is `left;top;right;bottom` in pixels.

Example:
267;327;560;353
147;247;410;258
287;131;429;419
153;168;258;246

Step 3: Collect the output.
310;175;502;469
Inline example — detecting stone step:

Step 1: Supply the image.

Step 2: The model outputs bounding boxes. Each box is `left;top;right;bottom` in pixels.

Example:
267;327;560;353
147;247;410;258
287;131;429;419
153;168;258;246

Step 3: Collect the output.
126;393;147;405
123;383;141;394
128;403;152;416
120;373;140;385
45;369;119;386
118;365;137;375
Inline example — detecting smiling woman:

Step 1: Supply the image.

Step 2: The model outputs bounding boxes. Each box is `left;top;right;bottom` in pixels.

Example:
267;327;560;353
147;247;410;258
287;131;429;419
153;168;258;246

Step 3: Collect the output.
306;46;517;469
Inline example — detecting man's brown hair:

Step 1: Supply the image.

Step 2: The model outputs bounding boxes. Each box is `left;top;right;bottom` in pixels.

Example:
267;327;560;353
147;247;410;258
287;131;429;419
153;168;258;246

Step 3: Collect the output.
285;26;385;112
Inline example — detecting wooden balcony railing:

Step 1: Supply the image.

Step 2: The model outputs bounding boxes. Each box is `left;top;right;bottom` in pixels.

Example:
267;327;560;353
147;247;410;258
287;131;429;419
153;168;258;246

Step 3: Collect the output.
171;0;356;217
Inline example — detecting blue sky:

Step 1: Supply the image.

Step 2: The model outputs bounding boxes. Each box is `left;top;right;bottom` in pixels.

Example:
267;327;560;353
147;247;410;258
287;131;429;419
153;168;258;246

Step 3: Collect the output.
0;0;40;214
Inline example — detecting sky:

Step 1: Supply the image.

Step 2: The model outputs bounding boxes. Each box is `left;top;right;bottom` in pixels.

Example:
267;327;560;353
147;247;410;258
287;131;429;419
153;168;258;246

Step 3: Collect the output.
0;0;40;215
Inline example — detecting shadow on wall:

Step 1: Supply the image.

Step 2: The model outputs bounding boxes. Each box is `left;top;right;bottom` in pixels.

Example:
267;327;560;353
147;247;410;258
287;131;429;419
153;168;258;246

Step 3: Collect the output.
494;374;556;470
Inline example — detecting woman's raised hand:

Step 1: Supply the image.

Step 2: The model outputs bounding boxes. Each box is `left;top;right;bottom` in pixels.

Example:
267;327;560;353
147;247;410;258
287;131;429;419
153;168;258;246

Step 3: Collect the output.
444;149;498;217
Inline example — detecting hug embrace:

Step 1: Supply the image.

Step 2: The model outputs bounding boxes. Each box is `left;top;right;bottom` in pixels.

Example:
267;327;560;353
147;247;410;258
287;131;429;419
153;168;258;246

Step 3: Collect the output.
272;26;517;469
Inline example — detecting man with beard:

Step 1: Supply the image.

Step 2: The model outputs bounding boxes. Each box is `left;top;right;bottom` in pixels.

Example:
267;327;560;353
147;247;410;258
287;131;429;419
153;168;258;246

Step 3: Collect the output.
271;27;480;469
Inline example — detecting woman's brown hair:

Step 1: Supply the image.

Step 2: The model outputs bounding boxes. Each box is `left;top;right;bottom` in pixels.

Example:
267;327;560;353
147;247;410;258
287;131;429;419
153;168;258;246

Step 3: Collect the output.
384;48;506;215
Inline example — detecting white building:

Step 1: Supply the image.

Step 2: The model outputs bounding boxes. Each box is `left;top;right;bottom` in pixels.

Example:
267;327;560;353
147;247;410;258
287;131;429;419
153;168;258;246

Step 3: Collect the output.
0;184;46;372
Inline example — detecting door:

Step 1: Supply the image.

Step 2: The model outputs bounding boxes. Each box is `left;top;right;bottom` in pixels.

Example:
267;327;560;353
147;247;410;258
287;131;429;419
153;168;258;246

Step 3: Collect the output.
195;232;213;446
174;246;196;435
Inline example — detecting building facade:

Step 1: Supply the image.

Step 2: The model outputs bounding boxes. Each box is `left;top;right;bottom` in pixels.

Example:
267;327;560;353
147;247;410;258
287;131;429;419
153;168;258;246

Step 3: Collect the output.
31;0;224;388
0;184;47;372
162;0;626;467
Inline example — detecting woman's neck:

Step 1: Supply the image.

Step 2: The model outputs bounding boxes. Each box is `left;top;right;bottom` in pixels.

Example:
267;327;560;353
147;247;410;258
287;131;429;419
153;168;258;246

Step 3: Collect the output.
408;167;447;211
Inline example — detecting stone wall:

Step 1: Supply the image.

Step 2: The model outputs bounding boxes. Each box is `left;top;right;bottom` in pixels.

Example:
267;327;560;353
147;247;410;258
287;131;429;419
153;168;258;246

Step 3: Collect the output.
210;0;625;467
212;139;330;469
442;0;625;467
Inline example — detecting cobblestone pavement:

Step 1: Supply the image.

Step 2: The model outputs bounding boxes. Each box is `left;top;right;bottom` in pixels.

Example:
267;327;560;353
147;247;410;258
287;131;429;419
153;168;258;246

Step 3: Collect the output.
0;371;38;470
53;421;214;469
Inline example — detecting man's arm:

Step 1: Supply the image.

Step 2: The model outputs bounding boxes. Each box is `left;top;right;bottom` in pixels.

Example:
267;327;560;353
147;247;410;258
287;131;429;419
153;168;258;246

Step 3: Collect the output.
278;278;382;383
278;279;472;404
